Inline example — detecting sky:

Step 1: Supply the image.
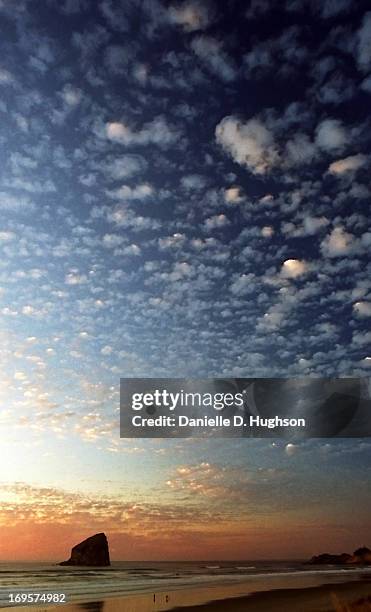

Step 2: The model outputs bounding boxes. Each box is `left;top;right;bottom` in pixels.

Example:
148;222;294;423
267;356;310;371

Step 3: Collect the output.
0;0;370;561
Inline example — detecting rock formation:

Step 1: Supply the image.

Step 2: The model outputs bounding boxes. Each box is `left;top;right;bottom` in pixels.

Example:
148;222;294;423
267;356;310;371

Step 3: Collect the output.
352;547;371;564
308;546;371;565
59;533;110;566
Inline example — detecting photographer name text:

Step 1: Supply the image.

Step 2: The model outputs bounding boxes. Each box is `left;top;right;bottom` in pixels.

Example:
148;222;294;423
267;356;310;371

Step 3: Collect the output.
131;415;306;429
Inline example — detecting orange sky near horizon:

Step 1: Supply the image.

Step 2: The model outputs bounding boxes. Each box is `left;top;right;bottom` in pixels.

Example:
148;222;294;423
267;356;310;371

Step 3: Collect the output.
1;473;369;562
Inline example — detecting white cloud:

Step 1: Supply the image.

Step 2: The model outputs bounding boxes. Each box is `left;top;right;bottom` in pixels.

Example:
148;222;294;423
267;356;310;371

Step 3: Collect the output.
65;271;88;285
315;119;347;152
191;35;237;82
22;305;35;316
282;217;329;237
204;214;230;230
168;1;213;31
106;116;180;147
105;155;147;180
258;309;285;331
121;244;141;256
60;83;82;106
181;174;207;191
230;273;255;295
320;226;355;257
302;216;329;235
285;133;317;166
281;259;309;278
101;345;113;356
261;226;274;237
159;233;186;250
0;192;33;212
0;68;14;84
109;183;154;200
361;232;371;248
0;231;16;242
14;371;27;381
168;261;193;281
102;233;125;248
285;443;298;456
328;154;367;175
224;186;242;203
353;302;371;317
352;331;371;346
357;12;371;71
215;116;278;174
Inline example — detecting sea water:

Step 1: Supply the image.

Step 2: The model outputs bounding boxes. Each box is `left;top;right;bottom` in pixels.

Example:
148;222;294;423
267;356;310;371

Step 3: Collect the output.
0;560;370;608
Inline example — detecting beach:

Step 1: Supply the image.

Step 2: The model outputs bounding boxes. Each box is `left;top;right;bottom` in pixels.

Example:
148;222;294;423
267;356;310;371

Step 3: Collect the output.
7;572;371;612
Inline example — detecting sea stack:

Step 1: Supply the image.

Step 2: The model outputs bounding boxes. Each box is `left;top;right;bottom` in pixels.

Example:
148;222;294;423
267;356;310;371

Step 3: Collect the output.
308;546;371;566
59;533;110;566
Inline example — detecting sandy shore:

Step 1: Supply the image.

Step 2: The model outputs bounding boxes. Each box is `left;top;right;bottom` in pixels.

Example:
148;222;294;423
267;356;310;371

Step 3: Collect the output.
168;579;371;611
8;575;371;612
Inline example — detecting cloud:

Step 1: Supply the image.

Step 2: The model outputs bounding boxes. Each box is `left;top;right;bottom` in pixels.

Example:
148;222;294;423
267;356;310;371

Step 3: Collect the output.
243;26;307;78
353;302;371;317
352;330;371;346
0;231;16;242
285;133;317;166
65;271;88;285
282;217;329;237
215;116;278;174
121;244;141;256
357;12;371;72
230;273;256;295
285;443;299;456
261;226;274;237
159;233;186;250
281;259;309;278
106;116;180;147
102;233;125;248
180;174;207;191
168;1;214;31
105;205;161;231
361;75;371;93
204;214;230;230
105;154;148;180
328;154;367;175
319;0;353;18
191;35;237;82
60;84;82;106
108;183;154;200
224;186;243;203
315;119;347;152
316;73;355;105
320;226;355;257
0;67;14;84
0;192;34;212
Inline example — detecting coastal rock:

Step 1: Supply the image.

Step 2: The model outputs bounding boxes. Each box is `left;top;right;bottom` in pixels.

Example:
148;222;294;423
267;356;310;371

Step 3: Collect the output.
308;547;371;566
351;547;371;564
59;533;110;567
308;552;352;565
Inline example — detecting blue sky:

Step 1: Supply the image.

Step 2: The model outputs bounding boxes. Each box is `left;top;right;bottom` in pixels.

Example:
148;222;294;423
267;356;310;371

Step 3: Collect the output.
0;0;370;560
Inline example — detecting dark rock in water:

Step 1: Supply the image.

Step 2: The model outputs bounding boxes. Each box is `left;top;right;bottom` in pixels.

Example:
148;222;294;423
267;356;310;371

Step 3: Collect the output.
308;547;371;566
59;533;110;566
352;547;371;564
308;552;352;565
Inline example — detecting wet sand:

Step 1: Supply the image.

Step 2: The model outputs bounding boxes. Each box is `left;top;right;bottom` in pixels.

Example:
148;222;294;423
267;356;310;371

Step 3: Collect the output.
10;575;371;612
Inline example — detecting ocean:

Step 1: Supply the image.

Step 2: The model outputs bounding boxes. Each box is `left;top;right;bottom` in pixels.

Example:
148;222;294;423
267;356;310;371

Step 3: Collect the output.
1;560;370;608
